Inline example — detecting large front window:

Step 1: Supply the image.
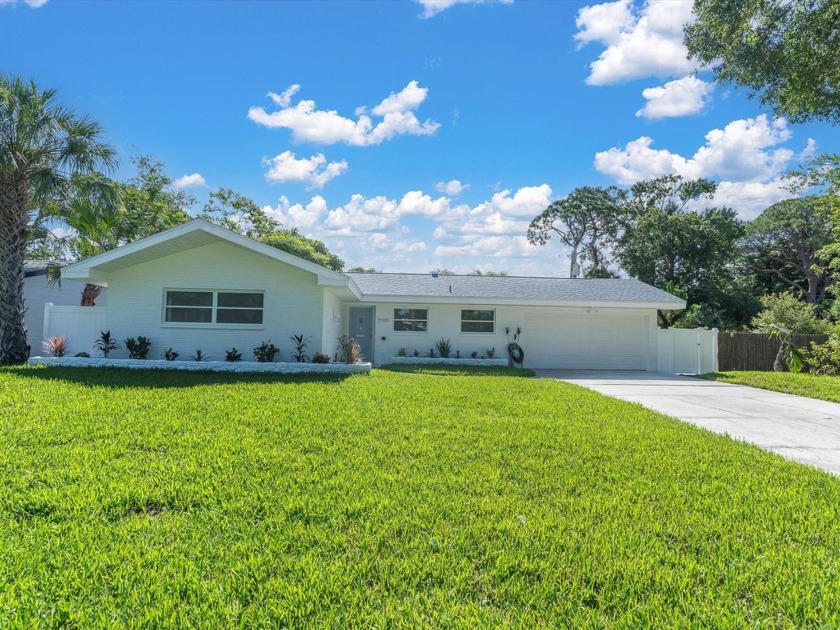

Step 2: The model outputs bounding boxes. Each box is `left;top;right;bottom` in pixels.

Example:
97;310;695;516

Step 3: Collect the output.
164;290;264;325
393;308;428;332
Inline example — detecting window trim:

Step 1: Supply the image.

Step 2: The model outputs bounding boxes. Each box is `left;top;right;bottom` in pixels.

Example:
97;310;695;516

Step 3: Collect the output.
392;307;429;334
460;308;495;334
162;289;265;329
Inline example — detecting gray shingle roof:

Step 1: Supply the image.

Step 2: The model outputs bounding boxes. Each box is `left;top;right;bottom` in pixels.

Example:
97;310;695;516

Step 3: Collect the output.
345;273;684;305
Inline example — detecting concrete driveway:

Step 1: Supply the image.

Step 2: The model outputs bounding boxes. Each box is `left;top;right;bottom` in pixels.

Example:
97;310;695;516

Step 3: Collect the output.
538;370;840;476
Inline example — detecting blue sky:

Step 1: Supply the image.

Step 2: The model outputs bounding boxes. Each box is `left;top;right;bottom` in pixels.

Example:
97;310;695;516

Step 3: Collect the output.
3;0;838;275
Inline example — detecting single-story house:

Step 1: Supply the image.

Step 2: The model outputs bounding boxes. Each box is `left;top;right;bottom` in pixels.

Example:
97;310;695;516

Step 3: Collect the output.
42;219;686;369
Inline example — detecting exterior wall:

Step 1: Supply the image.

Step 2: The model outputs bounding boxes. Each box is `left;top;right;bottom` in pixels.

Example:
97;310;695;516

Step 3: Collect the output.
24;274;102;350
42;305;110;356
321;289;344;361
350;302;660;370
45;241;327;362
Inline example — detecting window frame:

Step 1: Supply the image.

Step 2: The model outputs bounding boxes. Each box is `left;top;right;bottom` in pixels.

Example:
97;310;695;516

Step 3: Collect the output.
162;289;265;329
460;308;495;334
392;307;429;334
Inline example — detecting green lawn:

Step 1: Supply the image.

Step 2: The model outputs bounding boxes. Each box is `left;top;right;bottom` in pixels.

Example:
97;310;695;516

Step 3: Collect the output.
2;366;840;626
700;371;840;404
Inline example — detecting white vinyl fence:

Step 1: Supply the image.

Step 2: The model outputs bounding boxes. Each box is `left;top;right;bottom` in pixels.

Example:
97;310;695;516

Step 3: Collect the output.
41;303;110;357
658;327;718;374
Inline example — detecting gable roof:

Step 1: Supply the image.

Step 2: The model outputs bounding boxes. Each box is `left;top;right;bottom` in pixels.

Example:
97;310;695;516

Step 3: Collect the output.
346;272;685;309
60;219;351;288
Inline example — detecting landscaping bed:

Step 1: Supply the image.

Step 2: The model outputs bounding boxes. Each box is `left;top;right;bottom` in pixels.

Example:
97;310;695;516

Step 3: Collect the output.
388;356;509;367
2;366;840;625
27;356;371;374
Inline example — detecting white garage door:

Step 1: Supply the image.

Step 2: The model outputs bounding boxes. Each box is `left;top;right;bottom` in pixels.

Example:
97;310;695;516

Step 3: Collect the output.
523;312;649;370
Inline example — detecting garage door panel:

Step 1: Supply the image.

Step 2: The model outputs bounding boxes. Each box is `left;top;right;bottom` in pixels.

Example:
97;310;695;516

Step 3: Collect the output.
524;312;648;370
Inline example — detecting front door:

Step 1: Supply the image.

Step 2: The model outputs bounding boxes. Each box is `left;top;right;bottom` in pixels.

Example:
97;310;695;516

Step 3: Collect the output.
348;307;374;363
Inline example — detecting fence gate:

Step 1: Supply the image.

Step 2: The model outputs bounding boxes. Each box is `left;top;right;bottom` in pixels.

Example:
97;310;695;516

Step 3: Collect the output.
658;328;718;374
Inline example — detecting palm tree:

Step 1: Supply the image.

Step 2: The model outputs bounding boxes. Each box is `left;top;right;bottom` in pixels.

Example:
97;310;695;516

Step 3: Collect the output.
0;75;115;364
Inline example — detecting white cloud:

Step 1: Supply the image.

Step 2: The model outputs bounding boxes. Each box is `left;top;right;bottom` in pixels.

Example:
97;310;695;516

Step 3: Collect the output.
268;84;300;108
0;0;48;7
172;173;207;189
434;179;469;196
799;138;817;160
248;81;440;146
417;0;513;18
596;115;793;184
262;183;555;273
574;0;634;46
636;75;714;119
595;115;798;216
371;81;429;116
575;0;697;85
263;151;348;188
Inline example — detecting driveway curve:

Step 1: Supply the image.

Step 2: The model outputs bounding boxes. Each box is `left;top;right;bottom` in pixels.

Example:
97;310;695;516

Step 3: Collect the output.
539;370;840;476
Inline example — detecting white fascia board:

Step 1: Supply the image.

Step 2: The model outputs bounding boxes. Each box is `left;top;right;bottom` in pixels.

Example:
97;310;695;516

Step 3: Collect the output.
356;294;686;310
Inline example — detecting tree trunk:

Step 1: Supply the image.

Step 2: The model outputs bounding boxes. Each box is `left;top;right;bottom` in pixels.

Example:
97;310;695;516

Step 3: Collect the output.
80;284;103;307
773;342;786;372
0;179;32;364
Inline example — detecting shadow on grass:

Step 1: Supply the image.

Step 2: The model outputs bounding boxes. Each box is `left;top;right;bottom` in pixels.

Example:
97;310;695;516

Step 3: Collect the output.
4;365;355;389
378;364;535;377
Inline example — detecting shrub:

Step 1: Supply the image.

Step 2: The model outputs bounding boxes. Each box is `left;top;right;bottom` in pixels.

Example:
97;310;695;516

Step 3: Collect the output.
806;323;840;375
190;349;210;362
253;340;279;363
42;335;68;358
435;338;452;358
505;327;524;367
74;352;91;358
163;348;179;361
486;347;496;359
290;334;311;363
338;335;363;364
412;349;420;357
312;352;331;364
124;336;151;360
225;347;243;362
397;347;408;357
93;331;119;358
471;351;478;359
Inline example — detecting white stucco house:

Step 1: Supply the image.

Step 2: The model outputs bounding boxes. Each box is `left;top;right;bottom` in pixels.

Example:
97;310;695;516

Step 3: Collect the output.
39;219;691;369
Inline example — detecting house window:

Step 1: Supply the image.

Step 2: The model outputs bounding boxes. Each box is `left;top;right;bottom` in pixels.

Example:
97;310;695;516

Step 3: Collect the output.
461;309;494;333
164;290;264;325
393;308;428;332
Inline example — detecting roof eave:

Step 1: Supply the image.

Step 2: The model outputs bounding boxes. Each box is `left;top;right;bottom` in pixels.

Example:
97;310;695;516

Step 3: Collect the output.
357;294;686;309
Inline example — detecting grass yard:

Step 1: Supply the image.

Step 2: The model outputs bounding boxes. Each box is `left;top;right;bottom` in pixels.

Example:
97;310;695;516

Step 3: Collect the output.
701;371;840;404
2;366;840;627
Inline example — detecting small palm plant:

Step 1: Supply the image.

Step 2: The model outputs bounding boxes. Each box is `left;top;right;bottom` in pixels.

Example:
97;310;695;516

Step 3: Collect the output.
338;334;363;364
42;335;68;357
93;330;119;358
290;334;311;362
435;338;452;358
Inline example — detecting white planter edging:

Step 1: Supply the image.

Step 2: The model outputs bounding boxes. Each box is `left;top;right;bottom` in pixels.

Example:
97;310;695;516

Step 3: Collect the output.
28;357;371;374
388;356;509;367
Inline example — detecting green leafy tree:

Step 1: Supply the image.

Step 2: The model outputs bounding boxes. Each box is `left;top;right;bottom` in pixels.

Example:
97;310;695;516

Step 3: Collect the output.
199;187;279;239
347;267;378;273
117;155;193;240
468;270;509;276
527;186;626;277
751;293;827;371
196;187;344;270
740;197;837;305
259;229;344;271
685;0;840;124
0;76;115;364
616;176;743;299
